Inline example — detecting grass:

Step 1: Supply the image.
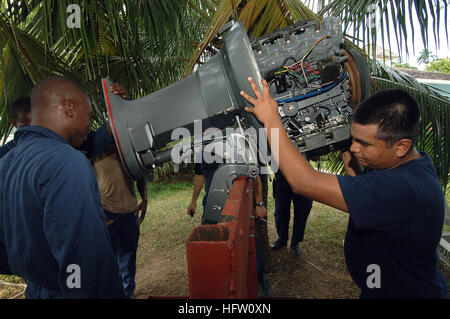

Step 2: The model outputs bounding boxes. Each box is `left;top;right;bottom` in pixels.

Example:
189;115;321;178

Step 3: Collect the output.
1;176;449;298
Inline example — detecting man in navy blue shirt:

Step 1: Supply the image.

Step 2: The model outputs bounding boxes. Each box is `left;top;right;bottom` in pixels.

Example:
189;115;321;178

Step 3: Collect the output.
0;76;125;298
241;78;447;298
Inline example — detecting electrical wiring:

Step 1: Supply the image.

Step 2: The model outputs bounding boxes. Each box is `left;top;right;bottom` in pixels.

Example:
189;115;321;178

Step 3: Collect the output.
299;34;330;86
272;34;345;99
274;36;330;88
274;64;320;81
298;62;320;74
275;73;348;104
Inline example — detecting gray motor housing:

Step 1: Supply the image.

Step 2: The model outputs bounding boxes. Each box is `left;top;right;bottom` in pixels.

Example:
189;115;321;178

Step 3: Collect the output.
102;18;369;180
102;21;265;181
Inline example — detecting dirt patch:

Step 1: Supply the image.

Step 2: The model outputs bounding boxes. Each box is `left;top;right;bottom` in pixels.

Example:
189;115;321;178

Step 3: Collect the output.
134;207;360;299
135;253;189;297
134;239;359;299
266;244;359;298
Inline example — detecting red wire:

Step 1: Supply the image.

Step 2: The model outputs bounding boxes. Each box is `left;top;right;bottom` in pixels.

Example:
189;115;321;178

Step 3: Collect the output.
303;63;320;74
292;64;319;75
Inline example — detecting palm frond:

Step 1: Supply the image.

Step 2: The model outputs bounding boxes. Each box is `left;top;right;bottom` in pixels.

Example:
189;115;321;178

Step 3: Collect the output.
320;0;448;61
183;0;318;76
0;0;202;135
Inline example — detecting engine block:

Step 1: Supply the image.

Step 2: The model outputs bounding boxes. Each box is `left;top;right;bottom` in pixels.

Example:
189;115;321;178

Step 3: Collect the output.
251;17;366;159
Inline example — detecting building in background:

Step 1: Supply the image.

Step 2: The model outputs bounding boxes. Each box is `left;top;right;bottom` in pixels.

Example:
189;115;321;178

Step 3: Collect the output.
395;68;450;99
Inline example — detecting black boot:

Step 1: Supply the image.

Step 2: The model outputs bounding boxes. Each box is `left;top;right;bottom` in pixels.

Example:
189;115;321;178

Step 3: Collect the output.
270;239;287;251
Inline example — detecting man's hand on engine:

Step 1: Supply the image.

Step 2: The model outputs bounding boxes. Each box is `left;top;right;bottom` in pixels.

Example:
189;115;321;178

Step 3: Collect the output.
109;82;132;100
240;77;279;126
105;82;132;136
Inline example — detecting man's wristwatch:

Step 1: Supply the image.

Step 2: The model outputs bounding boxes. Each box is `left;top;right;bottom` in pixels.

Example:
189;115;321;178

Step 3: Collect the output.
255;202;265;207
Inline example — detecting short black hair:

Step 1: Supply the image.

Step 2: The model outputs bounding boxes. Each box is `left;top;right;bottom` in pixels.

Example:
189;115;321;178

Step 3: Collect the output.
10;97;31;121
30;76;87;110
354;89;421;148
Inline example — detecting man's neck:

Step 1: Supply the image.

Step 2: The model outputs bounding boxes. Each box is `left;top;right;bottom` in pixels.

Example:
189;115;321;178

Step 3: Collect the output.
32;121;72;145
392;149;421;169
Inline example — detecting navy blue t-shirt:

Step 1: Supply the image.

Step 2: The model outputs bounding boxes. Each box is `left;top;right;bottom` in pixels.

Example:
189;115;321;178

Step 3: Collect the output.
78;125;114;159
338;153;447;298
0;126;124;298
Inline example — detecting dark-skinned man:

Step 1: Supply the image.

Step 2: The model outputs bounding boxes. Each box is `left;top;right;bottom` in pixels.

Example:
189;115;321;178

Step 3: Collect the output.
0;82;129;160
0;76;125;298
240;78;447;299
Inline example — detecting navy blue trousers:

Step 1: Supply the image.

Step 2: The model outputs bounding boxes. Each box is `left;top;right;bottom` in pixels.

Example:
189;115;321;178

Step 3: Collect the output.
105;210;140;298
273;174;312;245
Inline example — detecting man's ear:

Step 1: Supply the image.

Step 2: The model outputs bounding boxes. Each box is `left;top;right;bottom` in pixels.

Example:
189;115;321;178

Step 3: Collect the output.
395;138;413;157
63;100;75;118
10;120;17;128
